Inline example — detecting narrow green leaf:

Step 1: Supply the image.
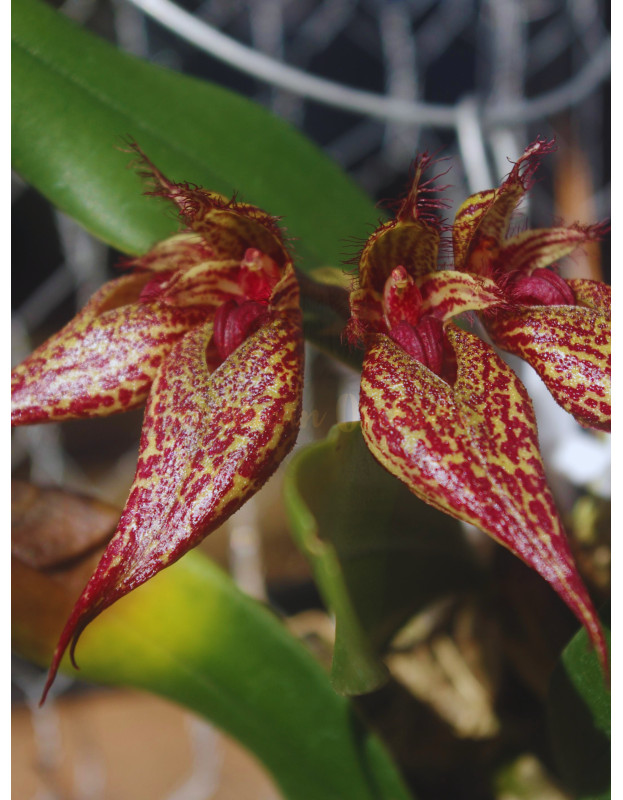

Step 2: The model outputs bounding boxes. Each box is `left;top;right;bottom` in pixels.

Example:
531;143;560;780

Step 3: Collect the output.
12;0;378;272
283;422;483;695
13;549;414;800
547;606;610;799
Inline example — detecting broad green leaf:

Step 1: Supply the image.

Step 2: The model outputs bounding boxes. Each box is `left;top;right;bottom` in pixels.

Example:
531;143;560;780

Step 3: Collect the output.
12;548;414;800
12;0;378;272
283;422;483;695
547;606;610;799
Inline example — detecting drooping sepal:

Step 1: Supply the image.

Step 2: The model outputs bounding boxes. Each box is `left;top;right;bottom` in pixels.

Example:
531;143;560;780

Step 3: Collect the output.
486;304;611;432
41;309;304;702
359;324;607;674
11;274;206;425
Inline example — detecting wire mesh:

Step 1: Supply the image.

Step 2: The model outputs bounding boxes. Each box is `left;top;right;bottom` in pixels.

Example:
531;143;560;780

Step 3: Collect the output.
12;1;610;797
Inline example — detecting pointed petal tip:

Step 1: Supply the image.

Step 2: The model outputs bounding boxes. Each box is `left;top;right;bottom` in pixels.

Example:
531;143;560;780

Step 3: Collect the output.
592;621;610;686
359;327;609;676
39;608;90;705
124;143;290;266
393;152;452;226
40;312;304;703
507;136;556;190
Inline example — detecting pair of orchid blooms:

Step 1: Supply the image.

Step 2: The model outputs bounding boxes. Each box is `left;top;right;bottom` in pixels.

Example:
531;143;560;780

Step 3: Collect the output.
11;139;611;700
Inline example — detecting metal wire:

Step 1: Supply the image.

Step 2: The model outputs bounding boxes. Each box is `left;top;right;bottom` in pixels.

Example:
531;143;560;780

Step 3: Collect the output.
124;0;609;128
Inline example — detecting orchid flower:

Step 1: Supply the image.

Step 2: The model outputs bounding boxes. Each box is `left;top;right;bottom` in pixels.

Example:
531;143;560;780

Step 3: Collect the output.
347;156;609;675
453;138;611;432
12;149;304;701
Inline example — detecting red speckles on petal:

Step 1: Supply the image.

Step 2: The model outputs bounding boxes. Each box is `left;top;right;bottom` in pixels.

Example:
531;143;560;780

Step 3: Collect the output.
359;324;608;674
13;146;307;703
41;309;304;702
357;156;449;291
418;271;504;321
11;294;206;425
124;232;215;274
494;223;608;278
453;138;556;272
449;140;611;433
129;143;290;266
568;278;611;313
486;304;611;432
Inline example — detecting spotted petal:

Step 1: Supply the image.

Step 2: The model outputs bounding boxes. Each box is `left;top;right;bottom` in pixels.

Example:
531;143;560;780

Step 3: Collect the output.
419;271;504;320
486;304;611;432
126;232;217;273
156;259;243;309
41;306;304;701
496;224;607;276
359;217;440;291
11;274;206;425
568;278;611;313
359;324;607;674
453;138;556;272
452;188;497;271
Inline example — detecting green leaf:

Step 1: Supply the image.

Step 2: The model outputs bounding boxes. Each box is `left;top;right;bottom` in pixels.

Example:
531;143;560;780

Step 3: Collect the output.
12;0;378;272
283;422;483;695
13;549;415;800
547;606;610;799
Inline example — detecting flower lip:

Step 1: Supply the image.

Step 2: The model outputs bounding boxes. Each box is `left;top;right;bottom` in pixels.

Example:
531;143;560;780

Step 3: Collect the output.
382;266;423;329
138;271;176;303
207;247;284;363
388;317;444;375
239;248;282;302
381;268;444;375
213;298;270;361
507;267;576;307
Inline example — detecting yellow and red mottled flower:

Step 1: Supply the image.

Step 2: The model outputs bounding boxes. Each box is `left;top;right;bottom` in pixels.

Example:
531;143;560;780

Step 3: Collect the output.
453;138;611;432
348;155;608;676
12;149;304;701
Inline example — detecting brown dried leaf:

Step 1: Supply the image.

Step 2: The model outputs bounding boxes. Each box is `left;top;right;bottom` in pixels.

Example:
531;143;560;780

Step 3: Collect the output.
11;481;119;569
